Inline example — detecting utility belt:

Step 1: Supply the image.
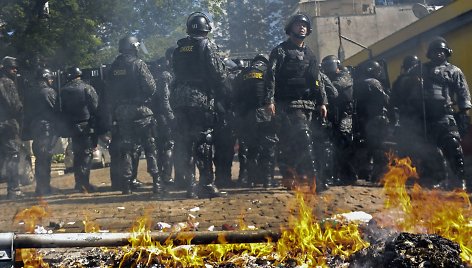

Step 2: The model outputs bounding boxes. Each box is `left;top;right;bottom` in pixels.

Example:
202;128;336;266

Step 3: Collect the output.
275;85;313;102
425;100;454;119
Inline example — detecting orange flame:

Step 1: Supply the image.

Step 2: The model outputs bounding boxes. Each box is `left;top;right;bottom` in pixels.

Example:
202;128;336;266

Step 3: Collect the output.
13;200;49;233
13;201;50;268
275;192;369;266
380;156;472;264
118;192;369;267
82;213;101;233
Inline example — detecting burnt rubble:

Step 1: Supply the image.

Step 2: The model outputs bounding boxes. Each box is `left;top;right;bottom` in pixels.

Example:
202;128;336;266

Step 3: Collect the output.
21;221;468;267
349;232;465;268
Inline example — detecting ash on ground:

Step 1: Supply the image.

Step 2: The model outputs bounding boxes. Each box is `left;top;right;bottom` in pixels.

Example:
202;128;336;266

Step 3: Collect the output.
47;248;282;268
349;229;465;268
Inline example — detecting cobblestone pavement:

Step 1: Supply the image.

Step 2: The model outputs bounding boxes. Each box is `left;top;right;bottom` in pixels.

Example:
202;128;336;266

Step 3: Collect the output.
0;160;387;236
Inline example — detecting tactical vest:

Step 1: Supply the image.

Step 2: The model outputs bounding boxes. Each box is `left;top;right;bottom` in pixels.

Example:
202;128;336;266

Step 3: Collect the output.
173;37;207;84
275;43;315;101
108;54;140;105
423;63;454;117
61;80;90;123
239;65;266;108
0;75;20;121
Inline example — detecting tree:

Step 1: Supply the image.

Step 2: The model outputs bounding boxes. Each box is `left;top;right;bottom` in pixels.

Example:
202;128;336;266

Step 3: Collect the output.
212;0;299;59
0;0;225;68
0;0;295;68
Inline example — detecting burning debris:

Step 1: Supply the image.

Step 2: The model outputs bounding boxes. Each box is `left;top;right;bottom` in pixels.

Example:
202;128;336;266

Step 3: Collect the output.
349;232;465;268
4;156;472;267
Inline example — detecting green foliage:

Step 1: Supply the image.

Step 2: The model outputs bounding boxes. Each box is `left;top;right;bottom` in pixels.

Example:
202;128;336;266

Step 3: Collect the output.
0;0;298;68
214;0;299;58
52;154;65;163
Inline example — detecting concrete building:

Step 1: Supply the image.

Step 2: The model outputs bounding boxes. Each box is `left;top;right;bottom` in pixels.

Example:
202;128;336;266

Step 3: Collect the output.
298;0;419;61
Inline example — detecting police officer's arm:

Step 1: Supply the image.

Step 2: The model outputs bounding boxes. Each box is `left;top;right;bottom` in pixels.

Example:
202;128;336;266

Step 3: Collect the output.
369;79;390;104
451;67;472;112
1;79;23;116
321;74;337;119
264;47;284;115
85;85;99;117
316;81;328;118
321;73;338;102
136;60;157;99
46;87;57;110
204;42;226;93
156;71;175;121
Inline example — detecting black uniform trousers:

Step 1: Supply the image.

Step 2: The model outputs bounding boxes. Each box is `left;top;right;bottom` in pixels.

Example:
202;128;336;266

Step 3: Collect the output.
32;120;58;194
0;120;22;194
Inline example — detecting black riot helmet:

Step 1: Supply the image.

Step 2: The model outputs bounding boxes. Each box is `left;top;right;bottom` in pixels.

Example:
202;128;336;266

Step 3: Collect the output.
119;36;140;54
65;66;82;81
186;12;212;35
321;55;341;75
284;13;312;37
251;54;269;65
1;56;19;69
232;58;245;70
427;37;452;59
401;55;420;71
362;60;383;80
37;68;54;81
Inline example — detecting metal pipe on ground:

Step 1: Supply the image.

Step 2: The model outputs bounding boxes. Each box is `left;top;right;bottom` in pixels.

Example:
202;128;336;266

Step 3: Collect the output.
11;230;282;249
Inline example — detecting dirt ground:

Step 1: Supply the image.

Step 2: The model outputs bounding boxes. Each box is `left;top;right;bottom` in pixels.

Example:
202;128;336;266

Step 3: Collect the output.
0;160;394;265
0;160;387;233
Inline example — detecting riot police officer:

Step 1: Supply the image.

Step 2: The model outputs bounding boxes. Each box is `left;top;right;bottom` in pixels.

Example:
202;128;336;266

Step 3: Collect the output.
265;13;328;192
404;38;471;191
0;56;24;199
29;68;59;195
353;60;390;182
60;67;100;193
312;70;338;186
234;54;278;188
390;54;445;185
213;59;239;188
171;12;227;198
105;36;162;196
321;55;357;185
150;55;175;187
391;55;423;156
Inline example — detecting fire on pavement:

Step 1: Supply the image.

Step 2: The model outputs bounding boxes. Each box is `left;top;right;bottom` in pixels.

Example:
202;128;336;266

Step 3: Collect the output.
8;156;472;267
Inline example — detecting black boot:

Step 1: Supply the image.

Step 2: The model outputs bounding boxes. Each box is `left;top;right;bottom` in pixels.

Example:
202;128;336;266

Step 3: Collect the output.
238;144;249;187
131;178;144;190
121;177;131;195
7;190;24;200
152;175;166;196
456;169;468;192
199;183;226;198
315;175;329;193
35;176;52;196
461;179;469;192
238;169;250;187
75;178;98;193
261;159;278;188
199;172;226;198
186;174;198;199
